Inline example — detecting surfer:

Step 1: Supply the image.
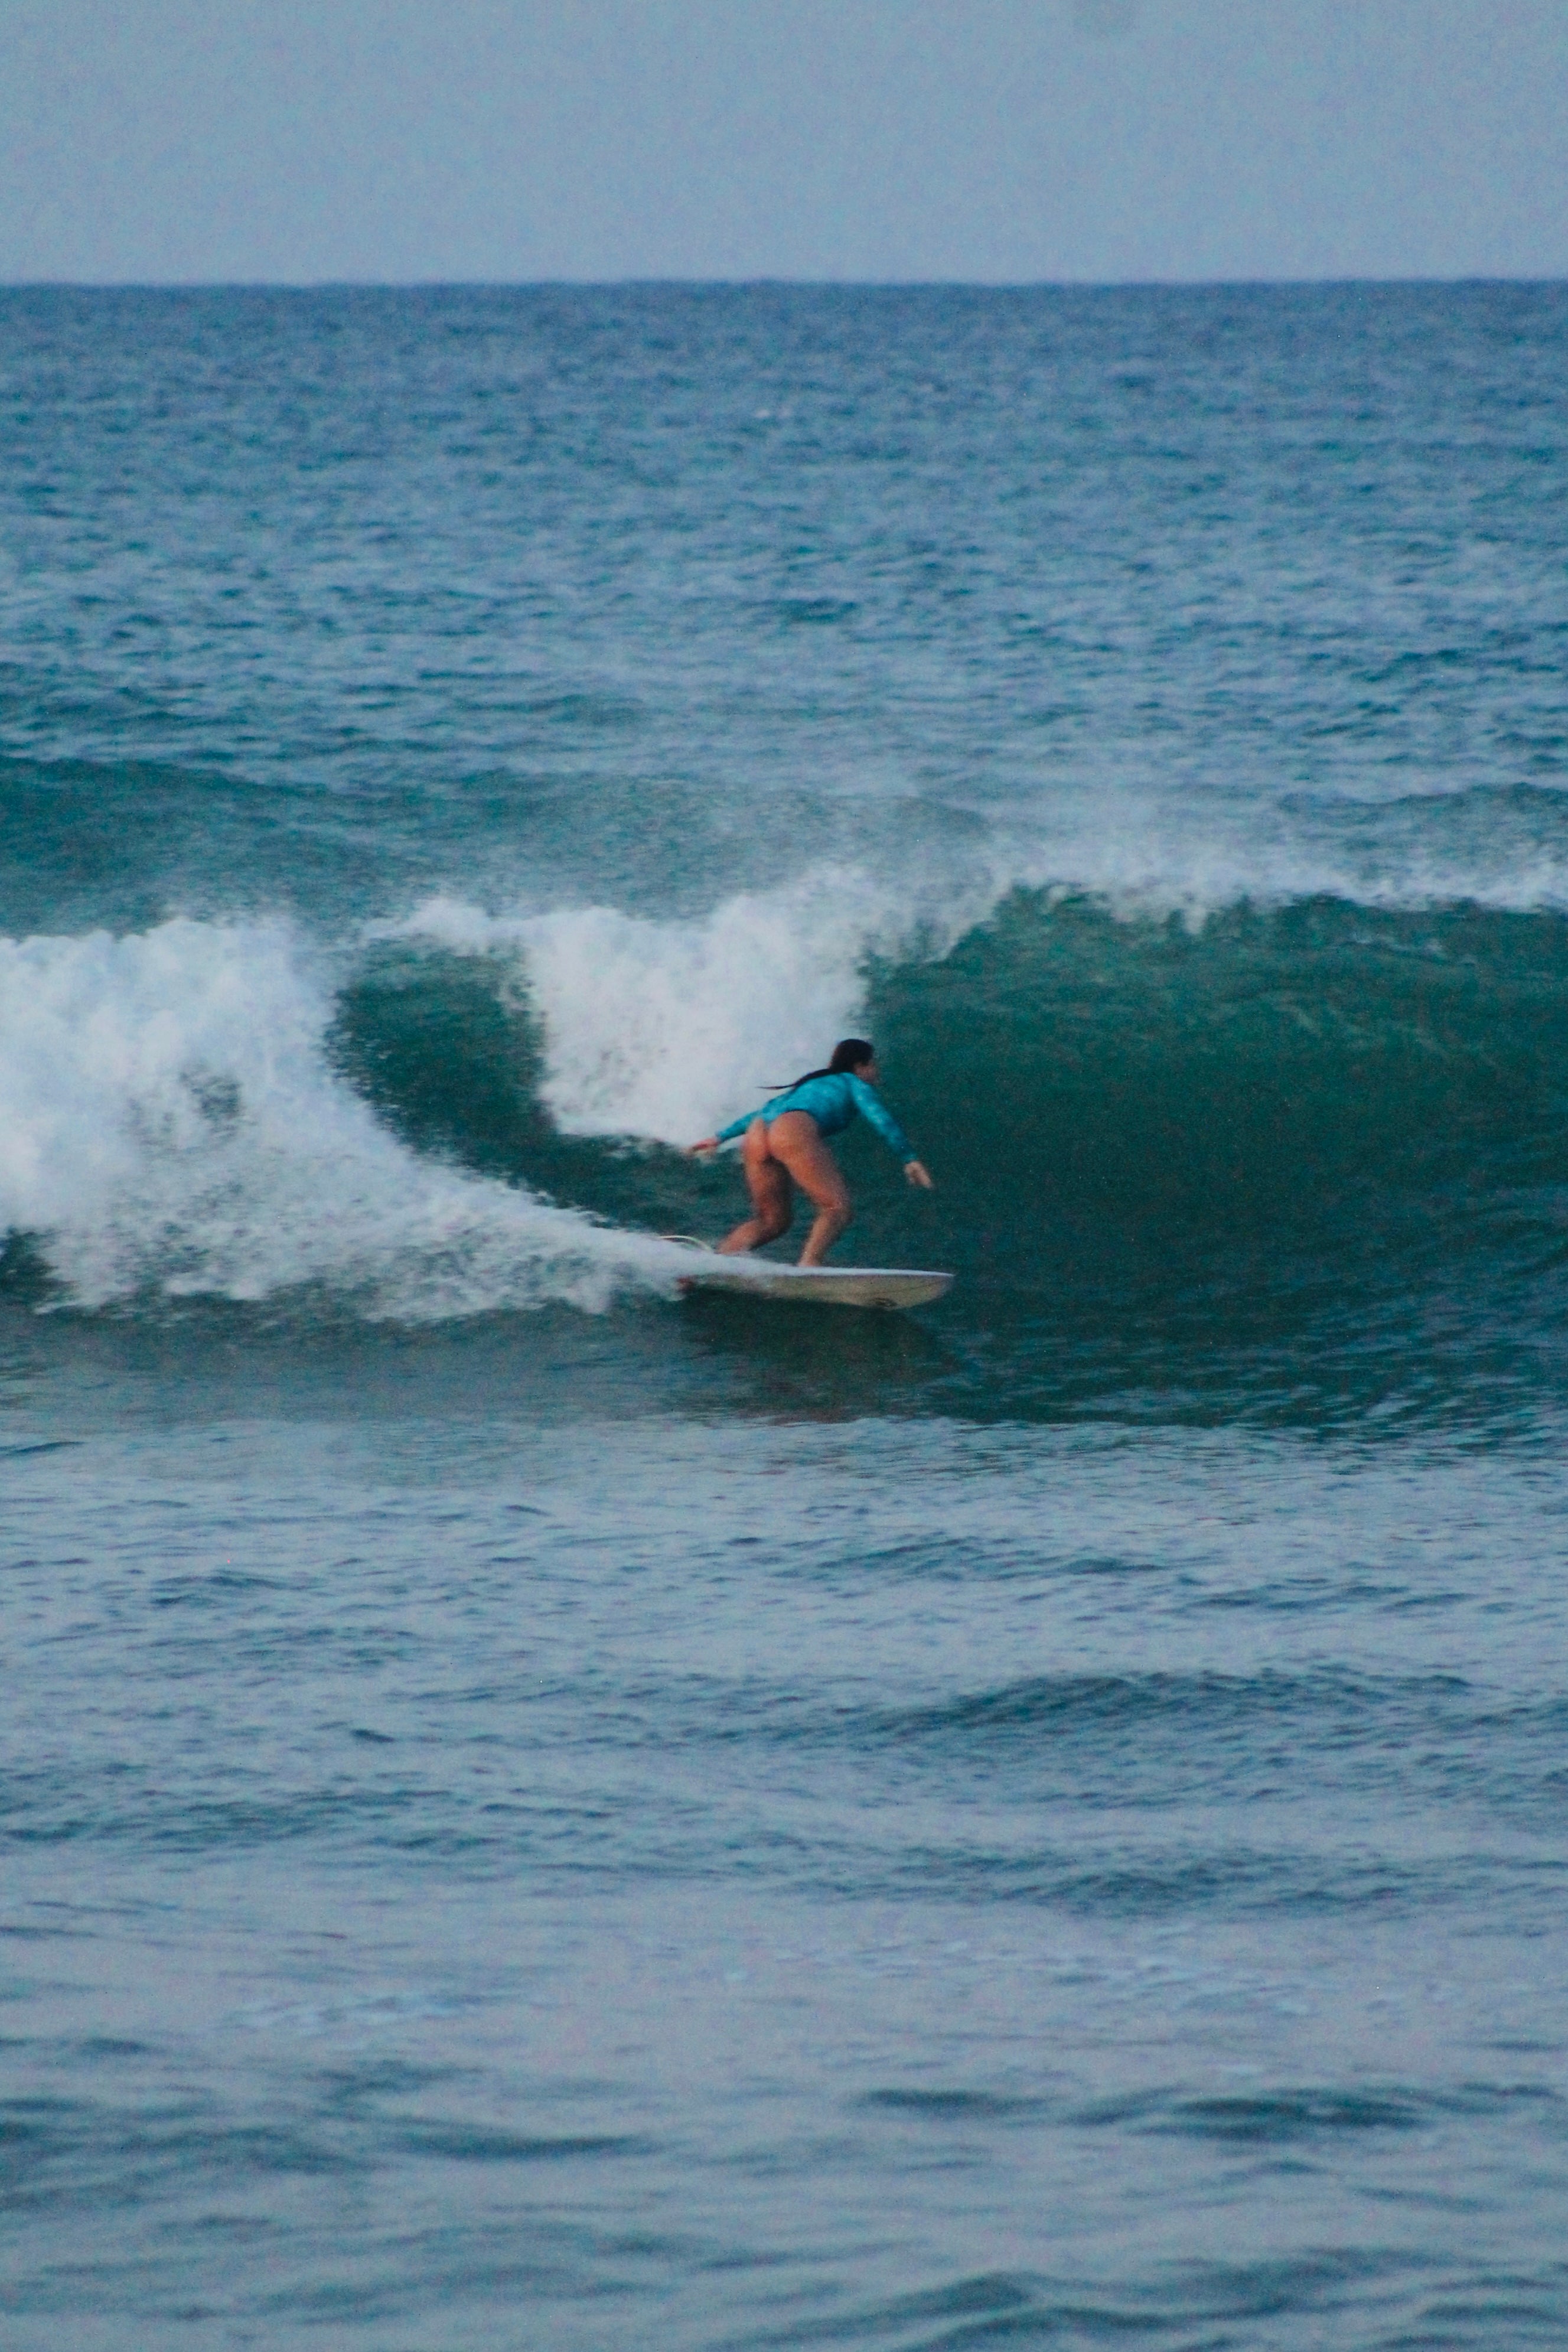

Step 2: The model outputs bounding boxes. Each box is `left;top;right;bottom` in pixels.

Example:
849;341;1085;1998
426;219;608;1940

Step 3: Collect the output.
687;1038;934;1265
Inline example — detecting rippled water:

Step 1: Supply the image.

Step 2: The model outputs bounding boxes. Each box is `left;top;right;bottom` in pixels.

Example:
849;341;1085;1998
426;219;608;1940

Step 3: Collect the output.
3;284;1567;2347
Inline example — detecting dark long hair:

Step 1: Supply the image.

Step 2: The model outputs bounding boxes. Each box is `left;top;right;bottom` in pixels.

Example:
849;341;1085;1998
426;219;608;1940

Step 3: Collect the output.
774;1038;875;1092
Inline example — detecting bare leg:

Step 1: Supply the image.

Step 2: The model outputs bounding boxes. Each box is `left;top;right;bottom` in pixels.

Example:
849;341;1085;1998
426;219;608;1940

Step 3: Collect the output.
716;1120;794;1253
767;1112;852;1265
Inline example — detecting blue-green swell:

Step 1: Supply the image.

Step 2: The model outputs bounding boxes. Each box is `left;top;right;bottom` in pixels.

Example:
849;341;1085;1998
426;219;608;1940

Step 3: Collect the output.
2;286;1567;2350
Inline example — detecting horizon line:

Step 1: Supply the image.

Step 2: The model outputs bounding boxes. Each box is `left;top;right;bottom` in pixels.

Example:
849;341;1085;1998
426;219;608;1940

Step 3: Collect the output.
3;273;1565;294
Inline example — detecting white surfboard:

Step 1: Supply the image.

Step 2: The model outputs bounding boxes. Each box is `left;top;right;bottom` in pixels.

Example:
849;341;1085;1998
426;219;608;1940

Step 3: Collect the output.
667;1244;952;1311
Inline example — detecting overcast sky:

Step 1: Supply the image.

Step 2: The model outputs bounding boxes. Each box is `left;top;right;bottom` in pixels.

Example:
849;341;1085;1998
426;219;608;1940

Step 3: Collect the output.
3;1;1565;284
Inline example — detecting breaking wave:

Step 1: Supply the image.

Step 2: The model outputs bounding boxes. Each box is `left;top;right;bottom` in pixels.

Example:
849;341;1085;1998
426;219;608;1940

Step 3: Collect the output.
7;845;1568;1436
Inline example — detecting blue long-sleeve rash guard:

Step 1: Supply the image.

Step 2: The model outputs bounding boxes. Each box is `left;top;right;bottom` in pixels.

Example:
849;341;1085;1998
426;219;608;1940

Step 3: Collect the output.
713;1071;916;1163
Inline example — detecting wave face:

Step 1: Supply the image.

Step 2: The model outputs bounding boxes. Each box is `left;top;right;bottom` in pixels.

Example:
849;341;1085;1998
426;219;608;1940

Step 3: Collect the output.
5;861;1568;1429
8;866;1551;1429
361;882;1568;1430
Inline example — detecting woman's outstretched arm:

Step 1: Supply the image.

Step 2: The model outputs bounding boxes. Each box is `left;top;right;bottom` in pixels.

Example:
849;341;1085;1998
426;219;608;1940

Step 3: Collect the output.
846;1074;928;1172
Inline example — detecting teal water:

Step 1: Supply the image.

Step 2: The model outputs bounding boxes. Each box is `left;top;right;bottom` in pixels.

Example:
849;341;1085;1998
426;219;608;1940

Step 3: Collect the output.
2;285;1567;2348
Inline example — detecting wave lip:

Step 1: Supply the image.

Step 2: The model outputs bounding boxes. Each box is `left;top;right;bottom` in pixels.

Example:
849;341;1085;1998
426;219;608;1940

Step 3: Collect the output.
371;783;1568;1159
370;869;943;1147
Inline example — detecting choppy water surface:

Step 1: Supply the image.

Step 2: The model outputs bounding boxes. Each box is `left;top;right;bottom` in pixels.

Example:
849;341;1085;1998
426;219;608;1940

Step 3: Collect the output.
2;285;1567;2348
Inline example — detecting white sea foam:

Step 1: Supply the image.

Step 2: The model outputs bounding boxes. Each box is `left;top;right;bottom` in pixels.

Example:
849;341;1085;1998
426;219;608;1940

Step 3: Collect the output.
374;866;986;1145
0;917;682;1315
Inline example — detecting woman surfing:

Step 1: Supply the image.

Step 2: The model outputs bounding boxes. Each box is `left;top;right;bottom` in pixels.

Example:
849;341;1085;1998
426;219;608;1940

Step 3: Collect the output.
688;1038;934;1265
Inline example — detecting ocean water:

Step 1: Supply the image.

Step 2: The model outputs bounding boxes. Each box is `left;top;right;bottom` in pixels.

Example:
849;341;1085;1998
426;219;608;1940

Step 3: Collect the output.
2;282;1567;2348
